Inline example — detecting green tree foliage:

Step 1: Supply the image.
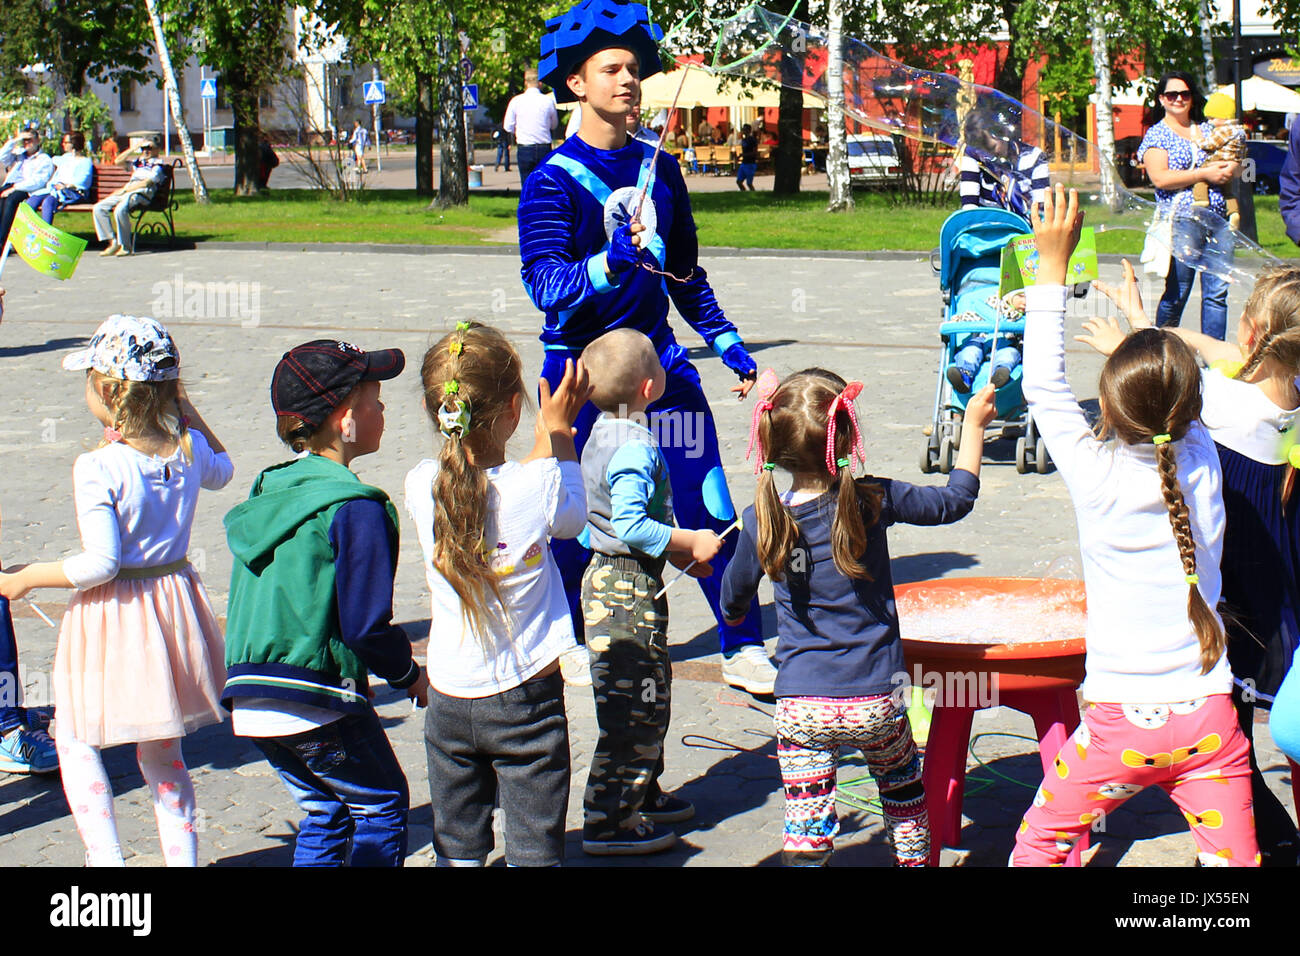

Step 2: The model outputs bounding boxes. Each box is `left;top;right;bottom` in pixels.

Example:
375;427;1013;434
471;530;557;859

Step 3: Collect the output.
0;0;153;96
160;0;293;196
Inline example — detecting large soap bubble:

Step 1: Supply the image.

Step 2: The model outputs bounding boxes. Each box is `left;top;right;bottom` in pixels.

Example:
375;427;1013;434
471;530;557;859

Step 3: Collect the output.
658;1;1277;287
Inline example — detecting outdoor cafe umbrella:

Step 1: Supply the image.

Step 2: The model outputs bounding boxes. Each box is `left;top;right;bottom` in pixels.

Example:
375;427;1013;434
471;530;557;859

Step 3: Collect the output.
1213;76;1300;114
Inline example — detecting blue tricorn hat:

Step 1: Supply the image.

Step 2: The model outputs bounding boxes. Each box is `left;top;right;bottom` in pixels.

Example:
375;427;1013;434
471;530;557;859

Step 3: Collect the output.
539;0;665;104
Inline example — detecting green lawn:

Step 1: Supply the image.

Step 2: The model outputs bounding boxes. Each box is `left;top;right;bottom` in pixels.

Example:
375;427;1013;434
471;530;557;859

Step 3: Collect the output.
55;187;1298;257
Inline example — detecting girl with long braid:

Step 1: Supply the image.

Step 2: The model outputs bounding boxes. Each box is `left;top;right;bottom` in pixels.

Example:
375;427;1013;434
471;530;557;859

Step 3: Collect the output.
404;322;593;866
1013;186;1257;867
1081;261;1300;865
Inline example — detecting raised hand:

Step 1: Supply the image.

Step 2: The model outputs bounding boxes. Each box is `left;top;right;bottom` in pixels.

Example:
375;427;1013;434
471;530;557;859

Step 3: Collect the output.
1031;184;1085;287
1093;258;1151;330
1074;315;1128;357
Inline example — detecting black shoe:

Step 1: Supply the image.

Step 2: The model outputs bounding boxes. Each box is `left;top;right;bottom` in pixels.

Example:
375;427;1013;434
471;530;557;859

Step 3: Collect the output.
782;848;832;866
641;791;695;823
991;366;1011;389
946;365;972;394
583;818;677;856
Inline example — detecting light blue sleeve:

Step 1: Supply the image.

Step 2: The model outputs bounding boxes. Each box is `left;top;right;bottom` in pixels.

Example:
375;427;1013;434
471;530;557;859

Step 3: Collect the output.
607;443;673;557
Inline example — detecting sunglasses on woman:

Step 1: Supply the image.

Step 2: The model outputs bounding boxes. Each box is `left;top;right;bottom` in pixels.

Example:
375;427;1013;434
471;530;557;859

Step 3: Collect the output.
1161;90;1192;102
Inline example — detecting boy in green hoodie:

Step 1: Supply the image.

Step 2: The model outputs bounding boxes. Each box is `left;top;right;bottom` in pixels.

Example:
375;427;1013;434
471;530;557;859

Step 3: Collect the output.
223;340;428;867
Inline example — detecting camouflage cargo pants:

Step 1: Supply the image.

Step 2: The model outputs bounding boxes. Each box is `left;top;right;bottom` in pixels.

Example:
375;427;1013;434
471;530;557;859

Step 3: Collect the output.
581;554;671;839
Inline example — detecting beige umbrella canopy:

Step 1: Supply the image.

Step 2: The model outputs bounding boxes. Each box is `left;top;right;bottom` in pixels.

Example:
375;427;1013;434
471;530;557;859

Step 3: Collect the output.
638;65;824;109
1213;76;1300;113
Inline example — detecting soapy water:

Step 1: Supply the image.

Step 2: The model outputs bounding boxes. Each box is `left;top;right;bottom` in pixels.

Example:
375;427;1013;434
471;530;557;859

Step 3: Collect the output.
896;587;1087;644
655;2;1276;288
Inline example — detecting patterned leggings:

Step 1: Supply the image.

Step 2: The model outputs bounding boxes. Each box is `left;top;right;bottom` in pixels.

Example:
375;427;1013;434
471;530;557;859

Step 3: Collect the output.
56;726;199;867
775;695;929;865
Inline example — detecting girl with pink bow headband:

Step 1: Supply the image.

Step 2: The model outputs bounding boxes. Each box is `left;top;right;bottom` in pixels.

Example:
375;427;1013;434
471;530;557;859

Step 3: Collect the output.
722;366;996;866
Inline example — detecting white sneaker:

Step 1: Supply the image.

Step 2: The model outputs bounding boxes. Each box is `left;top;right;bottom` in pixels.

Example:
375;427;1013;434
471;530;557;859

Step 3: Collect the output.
559;645;592;687
722;644;777;696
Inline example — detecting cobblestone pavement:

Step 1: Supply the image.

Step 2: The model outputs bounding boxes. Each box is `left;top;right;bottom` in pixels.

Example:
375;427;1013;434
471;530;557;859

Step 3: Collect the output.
0;246;1288;866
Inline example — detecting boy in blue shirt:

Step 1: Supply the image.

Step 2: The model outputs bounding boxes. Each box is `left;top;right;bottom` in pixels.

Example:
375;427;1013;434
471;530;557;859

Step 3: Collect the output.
578;329;721;855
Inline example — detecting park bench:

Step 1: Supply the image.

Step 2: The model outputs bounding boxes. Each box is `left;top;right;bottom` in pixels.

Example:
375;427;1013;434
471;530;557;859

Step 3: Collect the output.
60;159;182;246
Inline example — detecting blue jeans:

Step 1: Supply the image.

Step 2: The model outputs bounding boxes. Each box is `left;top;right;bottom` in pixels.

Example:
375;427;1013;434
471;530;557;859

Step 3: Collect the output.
0;597;21;733
495;142;510;170
1155;211;1232;341
953;334;1021;378
252;707;410;866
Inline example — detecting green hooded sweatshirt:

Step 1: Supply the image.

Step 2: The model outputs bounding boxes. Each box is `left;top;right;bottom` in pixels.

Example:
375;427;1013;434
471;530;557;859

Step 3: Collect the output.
222;454;400;713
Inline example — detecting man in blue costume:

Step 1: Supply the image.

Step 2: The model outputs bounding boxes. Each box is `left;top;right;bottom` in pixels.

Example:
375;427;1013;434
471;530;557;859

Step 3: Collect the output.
518;0;775;694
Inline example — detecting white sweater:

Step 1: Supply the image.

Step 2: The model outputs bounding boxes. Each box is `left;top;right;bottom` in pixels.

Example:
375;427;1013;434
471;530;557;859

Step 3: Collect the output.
1022;285;1233;703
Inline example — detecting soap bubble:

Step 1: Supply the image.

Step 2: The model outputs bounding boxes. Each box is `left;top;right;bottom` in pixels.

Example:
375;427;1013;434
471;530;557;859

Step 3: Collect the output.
663;2;1277;288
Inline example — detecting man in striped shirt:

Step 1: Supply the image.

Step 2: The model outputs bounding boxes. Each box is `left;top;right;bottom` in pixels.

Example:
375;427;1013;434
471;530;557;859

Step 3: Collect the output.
958;112;1049;218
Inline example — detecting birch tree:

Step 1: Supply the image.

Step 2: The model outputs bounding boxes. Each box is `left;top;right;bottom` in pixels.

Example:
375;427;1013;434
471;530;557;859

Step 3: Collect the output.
143;0;210;204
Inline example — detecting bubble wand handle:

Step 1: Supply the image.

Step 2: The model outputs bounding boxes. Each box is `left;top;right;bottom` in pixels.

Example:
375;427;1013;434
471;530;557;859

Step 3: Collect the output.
653;516;742;600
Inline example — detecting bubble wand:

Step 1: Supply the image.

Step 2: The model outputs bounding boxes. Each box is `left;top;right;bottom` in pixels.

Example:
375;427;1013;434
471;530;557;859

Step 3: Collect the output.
653;515;743;600
631;61;690;227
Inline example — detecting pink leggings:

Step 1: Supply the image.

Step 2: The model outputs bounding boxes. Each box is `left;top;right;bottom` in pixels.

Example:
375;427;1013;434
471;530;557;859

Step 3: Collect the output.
1012;694;1258;867
56;726;199;867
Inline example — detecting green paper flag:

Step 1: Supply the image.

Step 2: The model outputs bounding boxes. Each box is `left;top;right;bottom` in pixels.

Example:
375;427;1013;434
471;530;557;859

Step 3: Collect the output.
999;227;1098;298
6;202;87;280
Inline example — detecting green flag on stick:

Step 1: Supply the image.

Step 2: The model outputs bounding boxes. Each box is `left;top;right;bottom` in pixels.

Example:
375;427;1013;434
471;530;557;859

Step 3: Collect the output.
2;201;88;280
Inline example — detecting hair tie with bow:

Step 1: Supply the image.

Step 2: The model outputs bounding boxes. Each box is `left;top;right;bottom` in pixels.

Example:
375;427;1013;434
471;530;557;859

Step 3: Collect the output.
745;368;782;474
825;381;868;476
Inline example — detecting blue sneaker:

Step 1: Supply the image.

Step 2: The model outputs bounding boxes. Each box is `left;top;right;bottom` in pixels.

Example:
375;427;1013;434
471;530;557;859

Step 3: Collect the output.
0;725;59;774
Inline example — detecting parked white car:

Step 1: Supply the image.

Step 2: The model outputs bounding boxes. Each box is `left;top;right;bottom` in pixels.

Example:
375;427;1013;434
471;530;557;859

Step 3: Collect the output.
847;133;903;187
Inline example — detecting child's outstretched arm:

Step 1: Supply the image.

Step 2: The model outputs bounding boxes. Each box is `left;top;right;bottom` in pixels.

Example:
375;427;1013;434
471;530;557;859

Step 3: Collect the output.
523;357;593;465
720;512;761;627
1024;186;1111;496
1082;258;1240;364
953;384;998;477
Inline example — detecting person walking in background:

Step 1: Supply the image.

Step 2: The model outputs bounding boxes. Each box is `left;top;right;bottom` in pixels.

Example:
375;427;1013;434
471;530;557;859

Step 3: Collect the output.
492;122;511;172
350;120;370;174
504;68;558;188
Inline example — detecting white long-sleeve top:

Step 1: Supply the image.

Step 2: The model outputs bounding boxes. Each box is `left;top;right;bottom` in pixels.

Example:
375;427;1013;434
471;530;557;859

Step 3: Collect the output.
1022;285;1232;703
405;456;586;698
62;431;234;589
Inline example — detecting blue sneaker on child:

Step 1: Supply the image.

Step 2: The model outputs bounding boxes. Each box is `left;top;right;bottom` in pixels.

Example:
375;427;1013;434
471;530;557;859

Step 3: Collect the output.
0;724;58;775
946;365;973;394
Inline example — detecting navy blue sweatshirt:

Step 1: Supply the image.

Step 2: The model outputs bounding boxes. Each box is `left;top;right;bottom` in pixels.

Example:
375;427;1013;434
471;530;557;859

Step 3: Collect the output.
721;470;980;698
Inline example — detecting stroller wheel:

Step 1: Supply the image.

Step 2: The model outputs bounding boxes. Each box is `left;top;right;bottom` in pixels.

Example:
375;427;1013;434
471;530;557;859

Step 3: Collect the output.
1035;435;1052;474
1015;436;1029;474
919;441;937;474
938;436;955;474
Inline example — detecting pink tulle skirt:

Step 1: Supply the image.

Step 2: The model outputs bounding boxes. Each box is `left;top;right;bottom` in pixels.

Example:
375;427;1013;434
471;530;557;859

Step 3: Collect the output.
53;565;226;747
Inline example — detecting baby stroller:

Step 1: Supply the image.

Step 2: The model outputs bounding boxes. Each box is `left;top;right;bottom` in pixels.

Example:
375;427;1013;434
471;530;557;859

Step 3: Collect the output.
919;207;1051;475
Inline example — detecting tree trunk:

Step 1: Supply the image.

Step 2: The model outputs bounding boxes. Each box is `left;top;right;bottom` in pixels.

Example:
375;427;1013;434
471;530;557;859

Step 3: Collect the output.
825;0;852;212
229;72;262;196
1089;8;1119;209
435;33;468;207
773;77;803;195
1199;0;1218;91
416;70;434;196
143;0;209;204
994;0;1025;99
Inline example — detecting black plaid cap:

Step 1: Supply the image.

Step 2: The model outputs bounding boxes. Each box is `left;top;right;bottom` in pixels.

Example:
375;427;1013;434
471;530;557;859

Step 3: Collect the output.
271;339;404;427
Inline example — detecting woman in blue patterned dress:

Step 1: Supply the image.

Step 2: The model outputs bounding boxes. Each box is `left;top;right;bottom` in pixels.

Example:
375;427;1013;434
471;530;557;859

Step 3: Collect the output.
1137;71;1241;341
